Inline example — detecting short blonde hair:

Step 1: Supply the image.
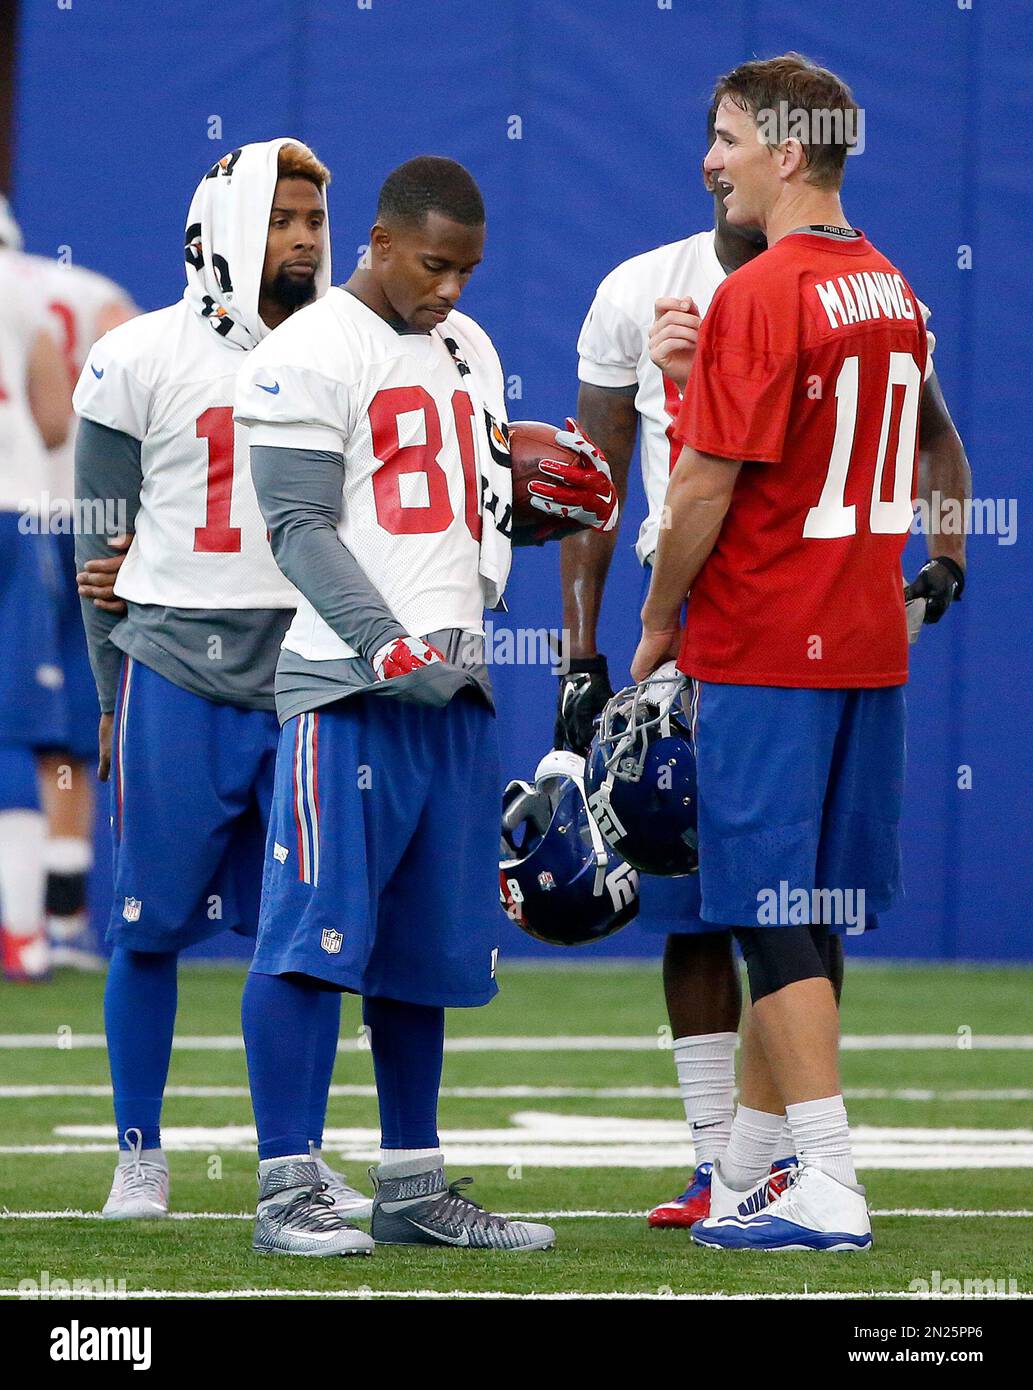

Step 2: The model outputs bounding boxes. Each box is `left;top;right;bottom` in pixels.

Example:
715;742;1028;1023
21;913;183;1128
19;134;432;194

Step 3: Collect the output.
278;142;331;189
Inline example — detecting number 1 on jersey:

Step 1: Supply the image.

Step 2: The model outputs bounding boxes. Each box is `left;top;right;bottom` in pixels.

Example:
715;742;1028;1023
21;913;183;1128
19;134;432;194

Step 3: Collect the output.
194;406;241;553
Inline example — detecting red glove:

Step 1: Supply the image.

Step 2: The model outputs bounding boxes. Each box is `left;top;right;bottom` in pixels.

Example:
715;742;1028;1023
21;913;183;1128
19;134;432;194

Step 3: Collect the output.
371;636;445;681
526;418;619;533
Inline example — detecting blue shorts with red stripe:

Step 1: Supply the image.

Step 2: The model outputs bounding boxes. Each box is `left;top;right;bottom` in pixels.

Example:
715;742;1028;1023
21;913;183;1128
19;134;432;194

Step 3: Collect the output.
693;680;905;930
109;656;279;952
251;689;502;1008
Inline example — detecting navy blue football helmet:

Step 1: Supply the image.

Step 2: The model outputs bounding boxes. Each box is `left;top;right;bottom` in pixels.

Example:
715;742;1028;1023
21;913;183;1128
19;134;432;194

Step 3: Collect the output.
584;662;699;877
500;750;640;946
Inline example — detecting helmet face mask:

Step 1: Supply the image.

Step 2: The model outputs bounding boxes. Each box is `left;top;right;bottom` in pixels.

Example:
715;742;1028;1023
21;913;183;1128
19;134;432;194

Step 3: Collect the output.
585;667;699;878
499;752;640;947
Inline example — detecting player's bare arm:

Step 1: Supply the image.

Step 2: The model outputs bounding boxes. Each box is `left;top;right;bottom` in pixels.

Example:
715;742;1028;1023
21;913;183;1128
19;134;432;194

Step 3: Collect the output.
97;712;114;782
647;295;702;392
632;443;740;681
27;325;71;448
95;299;139;338
907;367;970;621
559;382;638;659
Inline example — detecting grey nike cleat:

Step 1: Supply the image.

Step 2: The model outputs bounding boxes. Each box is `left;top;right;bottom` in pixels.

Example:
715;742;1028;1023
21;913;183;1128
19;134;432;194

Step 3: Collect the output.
309;1145;374;1221
253;1159;375;1256
370;1153;555;1251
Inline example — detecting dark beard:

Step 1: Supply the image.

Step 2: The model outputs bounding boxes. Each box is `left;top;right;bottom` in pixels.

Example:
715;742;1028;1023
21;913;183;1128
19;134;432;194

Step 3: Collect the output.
269;268;317;310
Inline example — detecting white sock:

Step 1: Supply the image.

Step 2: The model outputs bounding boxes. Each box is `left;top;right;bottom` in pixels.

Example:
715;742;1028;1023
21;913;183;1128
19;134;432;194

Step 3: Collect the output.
0;809;46;938
772;1120;796;1163
786;1095;857;1186
720;1105;784;1190
46;834;93;875
672;1032;737;1165
258;1153;310;1177
118;1147;165;1167
379;1147;440;1168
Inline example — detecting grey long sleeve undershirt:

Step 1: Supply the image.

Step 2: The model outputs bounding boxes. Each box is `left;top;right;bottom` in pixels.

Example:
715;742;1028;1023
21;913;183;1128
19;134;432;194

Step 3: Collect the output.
73;420;143;713
249;445;406;661
74;419;289;714
250;444;493;724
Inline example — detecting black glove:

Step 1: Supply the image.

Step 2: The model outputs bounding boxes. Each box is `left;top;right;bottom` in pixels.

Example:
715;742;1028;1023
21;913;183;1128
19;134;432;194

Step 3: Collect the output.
555;654;613;754
904;556;965;624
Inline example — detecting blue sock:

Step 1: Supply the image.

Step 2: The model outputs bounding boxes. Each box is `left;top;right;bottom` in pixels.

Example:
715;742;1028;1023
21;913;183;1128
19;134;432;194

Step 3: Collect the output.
243;971;333;1161
307;988;341;1149
362;995;444;1150
104;947;178;1150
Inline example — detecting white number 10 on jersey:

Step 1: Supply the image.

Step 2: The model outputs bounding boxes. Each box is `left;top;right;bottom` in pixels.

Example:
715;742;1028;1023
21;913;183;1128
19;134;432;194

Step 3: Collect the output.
803;351;922;540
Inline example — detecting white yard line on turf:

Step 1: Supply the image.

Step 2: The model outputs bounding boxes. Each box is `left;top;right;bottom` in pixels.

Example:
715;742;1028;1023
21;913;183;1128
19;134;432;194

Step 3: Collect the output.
7;1116;1033;1168
3;1033;1033;1051
1;1208;1032;1221
4;1084;1033;1102
0;1287;1028;1300
24;1112;1033;1167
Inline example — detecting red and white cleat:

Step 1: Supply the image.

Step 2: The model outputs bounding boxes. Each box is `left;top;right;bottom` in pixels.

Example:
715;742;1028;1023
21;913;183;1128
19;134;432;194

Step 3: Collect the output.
768;1155;799;1201
2;927;51;982
647;1162;713;1228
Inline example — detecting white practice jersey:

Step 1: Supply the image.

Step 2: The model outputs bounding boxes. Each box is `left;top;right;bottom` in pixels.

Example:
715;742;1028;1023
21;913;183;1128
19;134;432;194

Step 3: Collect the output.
236;287;508;662
0;249;51;513
578;229;936;567
577;231;725;565
73;298;297;609
22;256;134;503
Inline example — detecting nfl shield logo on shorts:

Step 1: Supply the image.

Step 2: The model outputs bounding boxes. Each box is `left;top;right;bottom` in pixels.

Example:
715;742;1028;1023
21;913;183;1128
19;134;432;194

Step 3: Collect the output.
122;896;142;923
320;928;343;955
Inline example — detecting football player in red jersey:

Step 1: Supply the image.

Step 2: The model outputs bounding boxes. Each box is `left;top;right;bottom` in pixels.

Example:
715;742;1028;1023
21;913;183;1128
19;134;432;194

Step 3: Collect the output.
633;53;968;1250
564;105;968;1227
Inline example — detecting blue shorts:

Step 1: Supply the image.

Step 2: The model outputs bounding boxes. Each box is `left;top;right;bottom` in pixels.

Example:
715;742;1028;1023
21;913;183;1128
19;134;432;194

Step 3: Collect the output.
252;691;501;1008
693;681;905;931
0;741;41;812
636;871;709;936
109;656;279;952
0;512;65;749
52;531;99;762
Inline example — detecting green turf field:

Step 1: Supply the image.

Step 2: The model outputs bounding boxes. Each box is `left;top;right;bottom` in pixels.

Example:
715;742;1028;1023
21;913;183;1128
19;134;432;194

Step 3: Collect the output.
1;961;1030;1300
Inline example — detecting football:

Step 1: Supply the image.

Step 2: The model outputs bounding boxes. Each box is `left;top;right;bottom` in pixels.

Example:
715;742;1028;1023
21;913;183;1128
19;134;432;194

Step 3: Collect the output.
508;419;587;543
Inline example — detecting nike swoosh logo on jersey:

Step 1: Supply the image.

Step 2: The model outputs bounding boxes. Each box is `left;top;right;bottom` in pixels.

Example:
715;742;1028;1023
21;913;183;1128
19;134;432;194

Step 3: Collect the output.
91;364;104;378
407;1220;470;1246
256;380;280;394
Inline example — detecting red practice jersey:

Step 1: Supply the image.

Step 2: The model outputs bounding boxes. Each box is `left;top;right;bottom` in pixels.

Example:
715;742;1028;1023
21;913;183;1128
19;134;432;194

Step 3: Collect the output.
673;228;928;688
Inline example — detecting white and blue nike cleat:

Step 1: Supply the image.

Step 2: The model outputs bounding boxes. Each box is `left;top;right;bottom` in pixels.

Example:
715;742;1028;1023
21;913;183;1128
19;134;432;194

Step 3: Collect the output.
691;1164;872;1252
706;1159;778;1221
